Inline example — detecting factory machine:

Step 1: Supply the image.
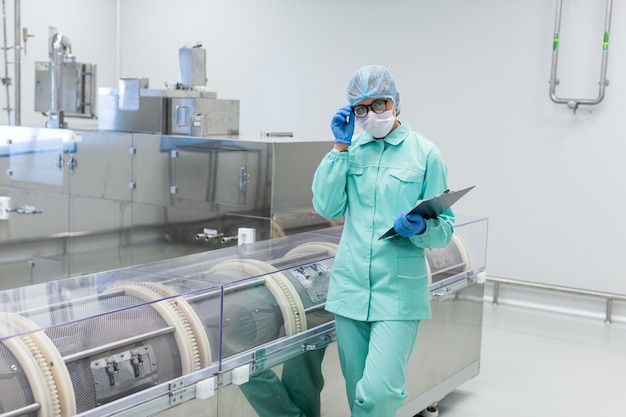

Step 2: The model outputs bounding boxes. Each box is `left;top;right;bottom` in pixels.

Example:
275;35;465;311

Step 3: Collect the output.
2;41;334;290
0;125;334;289
0;216;488;417
34;28;97;129
96;43;240;137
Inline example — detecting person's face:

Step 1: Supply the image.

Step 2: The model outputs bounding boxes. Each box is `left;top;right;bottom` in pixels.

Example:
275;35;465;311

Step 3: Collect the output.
353;97;401;138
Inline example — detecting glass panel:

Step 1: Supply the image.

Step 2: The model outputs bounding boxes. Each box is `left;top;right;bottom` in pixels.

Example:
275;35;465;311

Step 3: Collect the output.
6;127;76;186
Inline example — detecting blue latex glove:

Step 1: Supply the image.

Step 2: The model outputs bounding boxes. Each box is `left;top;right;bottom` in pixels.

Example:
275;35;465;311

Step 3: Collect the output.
331;105;355;145
393;212;426;237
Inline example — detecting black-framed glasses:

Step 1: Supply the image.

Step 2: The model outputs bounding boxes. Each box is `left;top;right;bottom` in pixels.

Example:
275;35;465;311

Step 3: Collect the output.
353;99;389;118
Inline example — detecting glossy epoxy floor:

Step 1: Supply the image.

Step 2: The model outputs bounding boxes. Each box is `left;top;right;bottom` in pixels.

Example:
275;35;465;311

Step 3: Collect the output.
434;304;626;417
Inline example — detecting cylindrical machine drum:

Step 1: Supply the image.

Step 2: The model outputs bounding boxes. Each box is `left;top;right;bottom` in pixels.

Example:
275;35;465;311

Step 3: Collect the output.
425;234;471;283
0;233;469;416
0;292;190;414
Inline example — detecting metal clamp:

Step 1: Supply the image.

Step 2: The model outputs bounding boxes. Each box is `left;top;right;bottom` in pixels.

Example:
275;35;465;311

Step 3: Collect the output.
6;205;43;215
302;335;334;352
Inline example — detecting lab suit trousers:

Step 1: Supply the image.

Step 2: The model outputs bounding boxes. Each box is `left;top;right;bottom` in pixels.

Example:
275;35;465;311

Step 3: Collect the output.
335;315;420;417
239;348;326;417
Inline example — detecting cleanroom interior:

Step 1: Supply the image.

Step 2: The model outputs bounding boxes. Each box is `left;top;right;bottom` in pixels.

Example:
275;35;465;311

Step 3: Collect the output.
0;1;625;416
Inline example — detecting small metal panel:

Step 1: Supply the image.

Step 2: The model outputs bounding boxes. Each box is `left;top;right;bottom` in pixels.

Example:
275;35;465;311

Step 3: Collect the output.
0;186;70;283
164;136;269;216
285;259;332;304
166;98;241;136
91;345;158;406
192;99;240;135
132;133;173;207
68;131;133;201
67;199;134;274
271;141;333;216
168;98;196;136
34;61;97;116
406;283;484;397
6;133;65;187
175;147;247;206
98;94;168;133
172;141;262;210
178;47;206;88
0;199;70;286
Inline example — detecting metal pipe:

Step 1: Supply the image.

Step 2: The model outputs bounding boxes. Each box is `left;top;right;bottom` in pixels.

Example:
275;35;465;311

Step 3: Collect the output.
1;0;11;125
549;0;614;111
488;276;626;301
548;0;563;104
430;262;467;278
116;0;121;81
605;298;613;324
50;34;61;112
13;0;19;125
487;276;626;323
16;289;124;316
492;281;500;305
0;403;40;417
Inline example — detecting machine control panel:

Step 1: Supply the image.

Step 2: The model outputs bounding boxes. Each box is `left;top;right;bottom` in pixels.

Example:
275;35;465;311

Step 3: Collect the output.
287;259;332;303
91;345;158;406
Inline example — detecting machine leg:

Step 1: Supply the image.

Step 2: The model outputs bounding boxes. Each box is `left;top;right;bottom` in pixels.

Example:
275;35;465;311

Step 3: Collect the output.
417;403;439;417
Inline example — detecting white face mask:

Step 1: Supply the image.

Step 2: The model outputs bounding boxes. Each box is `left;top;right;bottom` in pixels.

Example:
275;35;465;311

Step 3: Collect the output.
357;110;396;138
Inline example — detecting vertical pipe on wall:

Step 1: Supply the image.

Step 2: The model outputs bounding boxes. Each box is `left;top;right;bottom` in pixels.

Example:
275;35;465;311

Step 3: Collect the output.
116;0;121;81
13;0;19;125
1;0;12;124
597;0;613;101
549;0;614;111
548;0;563;104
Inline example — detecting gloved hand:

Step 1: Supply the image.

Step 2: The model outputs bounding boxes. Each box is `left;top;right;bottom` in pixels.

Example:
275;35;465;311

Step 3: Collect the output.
331;105;355;145
393;212;426;237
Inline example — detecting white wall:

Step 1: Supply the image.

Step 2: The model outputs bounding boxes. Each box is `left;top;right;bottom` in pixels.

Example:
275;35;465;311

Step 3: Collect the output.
2;0;625;294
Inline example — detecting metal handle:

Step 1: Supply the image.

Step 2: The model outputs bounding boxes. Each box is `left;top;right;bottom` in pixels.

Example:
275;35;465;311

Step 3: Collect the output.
549;0;614;113
239;167;248;192
175;105;189;127
55;153;64;169
6;205;43;215
67;153;77;172
265;132;294;138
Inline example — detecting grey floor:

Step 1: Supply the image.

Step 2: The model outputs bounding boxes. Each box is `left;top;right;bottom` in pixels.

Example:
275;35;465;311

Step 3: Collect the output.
434;303;626;417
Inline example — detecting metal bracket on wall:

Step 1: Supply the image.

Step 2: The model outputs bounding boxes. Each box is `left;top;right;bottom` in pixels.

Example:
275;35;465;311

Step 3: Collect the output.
549;0;613;114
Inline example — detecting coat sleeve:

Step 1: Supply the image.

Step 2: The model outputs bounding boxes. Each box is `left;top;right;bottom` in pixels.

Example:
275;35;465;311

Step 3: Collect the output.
409;146;455;249
311;150;349;219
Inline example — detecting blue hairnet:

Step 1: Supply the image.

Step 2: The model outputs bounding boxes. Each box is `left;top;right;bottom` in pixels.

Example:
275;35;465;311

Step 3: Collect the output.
345;65;401;112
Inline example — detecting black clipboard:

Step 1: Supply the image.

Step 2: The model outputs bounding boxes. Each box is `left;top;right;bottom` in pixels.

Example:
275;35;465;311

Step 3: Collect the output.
378;185;475;240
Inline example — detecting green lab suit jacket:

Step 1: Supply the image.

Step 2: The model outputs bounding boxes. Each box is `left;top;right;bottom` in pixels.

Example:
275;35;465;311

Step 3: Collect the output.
312;122;454;321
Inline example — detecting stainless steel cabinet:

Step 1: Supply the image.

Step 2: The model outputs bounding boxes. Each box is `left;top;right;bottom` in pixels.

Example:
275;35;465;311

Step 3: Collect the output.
0;127;333;288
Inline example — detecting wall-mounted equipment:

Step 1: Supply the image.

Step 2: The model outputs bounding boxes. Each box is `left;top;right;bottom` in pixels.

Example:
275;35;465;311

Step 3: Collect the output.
549;0;614;113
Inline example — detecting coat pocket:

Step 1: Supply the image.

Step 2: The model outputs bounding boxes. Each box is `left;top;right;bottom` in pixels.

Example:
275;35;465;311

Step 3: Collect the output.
387;168;424;209
397;255;431;317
